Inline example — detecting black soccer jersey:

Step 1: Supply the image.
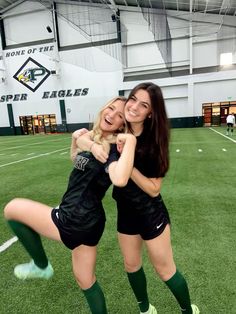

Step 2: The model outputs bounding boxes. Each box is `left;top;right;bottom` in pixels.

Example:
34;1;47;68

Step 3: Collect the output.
55;144;119;234
112;132;161;211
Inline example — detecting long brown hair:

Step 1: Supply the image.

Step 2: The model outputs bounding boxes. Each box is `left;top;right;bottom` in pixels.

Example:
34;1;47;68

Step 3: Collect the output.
127;82;170;176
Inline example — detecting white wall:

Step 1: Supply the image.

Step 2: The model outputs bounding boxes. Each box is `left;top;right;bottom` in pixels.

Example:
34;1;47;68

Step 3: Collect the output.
194;78;236;105
122;8;236;72
123;70;236;118
0;2;236;130
57;3;118;44
121;10;164;68
120;8;236;119
162;85;189;118
4;1;53;45
0;103;9;127
193;40;218;68
0;1;123;128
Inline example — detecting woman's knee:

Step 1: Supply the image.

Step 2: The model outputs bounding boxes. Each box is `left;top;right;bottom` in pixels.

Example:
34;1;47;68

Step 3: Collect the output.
153;261;176;281
4;198;20;219
73;267;96;289
72;246;97;289
123;256;142;273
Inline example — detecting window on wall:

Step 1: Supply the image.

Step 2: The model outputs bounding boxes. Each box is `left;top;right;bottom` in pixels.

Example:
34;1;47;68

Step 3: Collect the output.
220;53;233;66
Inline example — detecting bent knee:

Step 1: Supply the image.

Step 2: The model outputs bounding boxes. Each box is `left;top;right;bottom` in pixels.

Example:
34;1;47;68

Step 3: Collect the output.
4;198;21;219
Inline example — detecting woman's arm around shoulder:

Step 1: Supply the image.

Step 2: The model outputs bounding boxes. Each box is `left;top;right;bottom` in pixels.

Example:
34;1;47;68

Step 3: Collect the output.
70;128;89;161
108;133;136;187
76;132;109;164
131;168;163;197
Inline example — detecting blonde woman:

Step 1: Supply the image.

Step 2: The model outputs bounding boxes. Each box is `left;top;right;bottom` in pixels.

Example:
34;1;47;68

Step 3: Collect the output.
4;96;136;314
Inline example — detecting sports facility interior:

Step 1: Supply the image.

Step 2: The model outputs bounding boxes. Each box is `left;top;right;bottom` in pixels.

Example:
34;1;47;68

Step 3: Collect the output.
0;1;235;314
0;0;236;135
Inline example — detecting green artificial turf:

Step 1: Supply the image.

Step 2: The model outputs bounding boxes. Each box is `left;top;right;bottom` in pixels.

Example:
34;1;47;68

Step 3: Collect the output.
0;128;235;313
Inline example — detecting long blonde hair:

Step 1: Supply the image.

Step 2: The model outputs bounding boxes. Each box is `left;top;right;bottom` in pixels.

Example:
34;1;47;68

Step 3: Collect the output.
90;96;127;154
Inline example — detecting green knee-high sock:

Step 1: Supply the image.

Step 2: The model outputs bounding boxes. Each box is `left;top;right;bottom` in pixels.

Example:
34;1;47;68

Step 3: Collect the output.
165;270;192;314
127;267;150;312
82;281;107;314
8;220;48;269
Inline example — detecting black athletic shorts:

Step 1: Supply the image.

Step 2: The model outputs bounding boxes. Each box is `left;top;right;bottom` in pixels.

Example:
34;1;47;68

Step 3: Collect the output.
117;194;171;240
227;123;233;127
51;208;106;250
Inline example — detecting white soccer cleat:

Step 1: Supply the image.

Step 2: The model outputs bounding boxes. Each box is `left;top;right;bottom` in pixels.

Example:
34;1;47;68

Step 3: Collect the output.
140;304;157;314
191;304;200;314
14;260;54;280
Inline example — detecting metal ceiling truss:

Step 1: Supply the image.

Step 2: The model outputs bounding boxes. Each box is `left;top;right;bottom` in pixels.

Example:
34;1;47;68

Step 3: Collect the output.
0;0;236;15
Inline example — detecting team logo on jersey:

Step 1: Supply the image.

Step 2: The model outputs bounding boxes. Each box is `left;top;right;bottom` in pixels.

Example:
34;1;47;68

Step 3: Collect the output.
13;57;50;92
74;155;89;171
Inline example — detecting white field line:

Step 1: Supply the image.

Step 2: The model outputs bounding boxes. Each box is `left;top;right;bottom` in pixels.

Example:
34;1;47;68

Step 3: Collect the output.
0;138;33;145
0;135;70;145
209;128;236;143
0;147;68;252
0;136;47;145
0;137;70;152
0;147;69;168
0;236;18;253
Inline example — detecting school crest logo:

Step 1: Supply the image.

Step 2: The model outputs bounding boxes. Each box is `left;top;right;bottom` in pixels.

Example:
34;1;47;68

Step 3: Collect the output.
13;57;51;92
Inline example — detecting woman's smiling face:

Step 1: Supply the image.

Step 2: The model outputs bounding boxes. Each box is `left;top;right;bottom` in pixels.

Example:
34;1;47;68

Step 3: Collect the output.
125;89;152;133
100;99;125;136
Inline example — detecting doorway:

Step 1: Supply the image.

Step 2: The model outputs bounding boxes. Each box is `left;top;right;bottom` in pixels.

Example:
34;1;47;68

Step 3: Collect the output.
202;101;236;126
19;114;57;135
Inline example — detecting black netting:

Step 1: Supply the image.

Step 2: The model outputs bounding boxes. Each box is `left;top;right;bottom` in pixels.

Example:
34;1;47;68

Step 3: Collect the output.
56;1;127;68
137;0;172;74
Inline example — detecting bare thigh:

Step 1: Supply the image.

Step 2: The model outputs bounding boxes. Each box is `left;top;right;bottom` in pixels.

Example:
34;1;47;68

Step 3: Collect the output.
4;198;61;242
72;245;97;289
118;232;143;272
145;224;176;281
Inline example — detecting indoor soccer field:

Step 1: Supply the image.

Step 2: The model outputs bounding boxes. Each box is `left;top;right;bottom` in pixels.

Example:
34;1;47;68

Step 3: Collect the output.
0;127;235;314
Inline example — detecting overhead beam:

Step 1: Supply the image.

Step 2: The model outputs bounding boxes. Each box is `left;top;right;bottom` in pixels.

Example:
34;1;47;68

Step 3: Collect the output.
0;0;25;14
